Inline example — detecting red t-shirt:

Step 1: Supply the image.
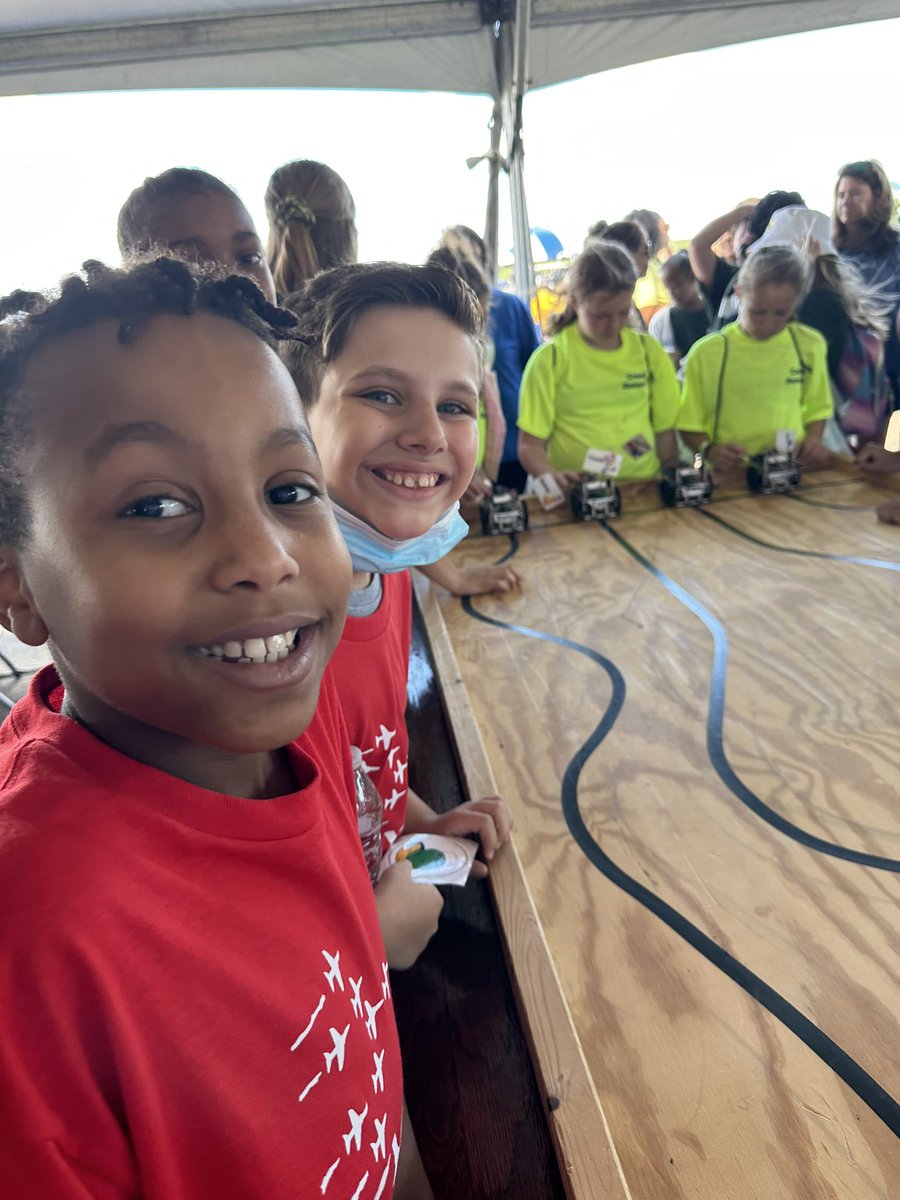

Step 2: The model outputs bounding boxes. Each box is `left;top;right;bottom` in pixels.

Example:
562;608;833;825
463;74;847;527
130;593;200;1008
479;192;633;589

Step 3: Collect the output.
330;572;412;850
0;666;402;1200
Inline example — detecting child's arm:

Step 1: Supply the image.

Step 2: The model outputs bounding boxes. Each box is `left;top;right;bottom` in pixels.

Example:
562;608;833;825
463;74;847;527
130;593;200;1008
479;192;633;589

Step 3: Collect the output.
517;342;580;492
654;429;679;471
517;430;581;492
681;430;747;470
689;202;756;287
395;1099;435;1200
374;861;443;970
644;338;682;472
404;786;513;878
460;467;492;504
479;367;507;483
417;556;522;596
796;419;830;468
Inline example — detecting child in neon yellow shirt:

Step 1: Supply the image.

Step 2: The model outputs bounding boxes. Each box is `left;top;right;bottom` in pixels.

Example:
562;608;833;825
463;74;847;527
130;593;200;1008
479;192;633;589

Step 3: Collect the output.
517;240;681;490
678;244;833;471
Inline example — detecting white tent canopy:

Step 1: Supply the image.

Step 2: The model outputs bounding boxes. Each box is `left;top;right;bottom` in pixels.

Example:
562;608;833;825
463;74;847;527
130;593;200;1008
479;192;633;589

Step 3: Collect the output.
2;1;895;290
2;1;896;98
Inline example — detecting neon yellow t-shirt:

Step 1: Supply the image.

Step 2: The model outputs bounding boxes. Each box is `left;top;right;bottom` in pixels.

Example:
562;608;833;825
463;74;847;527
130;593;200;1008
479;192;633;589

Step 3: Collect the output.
679;321;833;455
634;259;670;317
517;323;681;480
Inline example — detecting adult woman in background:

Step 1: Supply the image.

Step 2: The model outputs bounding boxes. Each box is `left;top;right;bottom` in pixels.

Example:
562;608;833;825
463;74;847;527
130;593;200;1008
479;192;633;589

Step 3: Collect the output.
749;206;891;450
833;160;900;407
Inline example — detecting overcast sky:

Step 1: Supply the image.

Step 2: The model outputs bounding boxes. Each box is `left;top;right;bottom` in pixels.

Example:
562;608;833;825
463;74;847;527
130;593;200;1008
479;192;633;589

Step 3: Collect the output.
1;16;899;295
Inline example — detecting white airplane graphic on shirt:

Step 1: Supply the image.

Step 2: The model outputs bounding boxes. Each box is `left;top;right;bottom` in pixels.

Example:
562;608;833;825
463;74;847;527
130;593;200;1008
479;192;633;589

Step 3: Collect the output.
324;1023;350;1074
370;1114;387;1161
375;724;396;751
371;1049;385;1093
343;1103;369;1154
383;788;405;812
322;949;344;993
364;998;384;1040
349;975;364;1018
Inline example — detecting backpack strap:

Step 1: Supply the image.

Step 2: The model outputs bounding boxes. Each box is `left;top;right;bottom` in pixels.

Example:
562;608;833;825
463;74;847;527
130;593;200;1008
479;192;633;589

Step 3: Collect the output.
637;331;656;424
787;324;812;376
711;331;729;445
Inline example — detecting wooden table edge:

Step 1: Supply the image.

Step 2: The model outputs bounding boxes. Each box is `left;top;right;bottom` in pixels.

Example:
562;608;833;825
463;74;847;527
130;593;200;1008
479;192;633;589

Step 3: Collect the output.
412;572;633;1200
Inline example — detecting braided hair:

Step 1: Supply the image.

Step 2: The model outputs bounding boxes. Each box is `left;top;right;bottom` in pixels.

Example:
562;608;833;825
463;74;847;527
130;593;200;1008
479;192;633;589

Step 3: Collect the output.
0;256;302;545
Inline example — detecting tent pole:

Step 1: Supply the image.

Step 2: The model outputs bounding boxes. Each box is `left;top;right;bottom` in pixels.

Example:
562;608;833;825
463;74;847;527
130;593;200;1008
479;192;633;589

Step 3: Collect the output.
503;0;534;303
483;94;504;284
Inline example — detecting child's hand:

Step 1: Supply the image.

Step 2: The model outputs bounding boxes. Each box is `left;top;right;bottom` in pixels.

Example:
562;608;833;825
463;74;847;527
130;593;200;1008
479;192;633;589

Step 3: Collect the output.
417;796;513;878
447;562;522;597
461;469;493;506
417;557;520;596
876;497;900;525
554;470;582;495
857;442;900;474
374;862;443;970
708;443;746;471
796;437;829;470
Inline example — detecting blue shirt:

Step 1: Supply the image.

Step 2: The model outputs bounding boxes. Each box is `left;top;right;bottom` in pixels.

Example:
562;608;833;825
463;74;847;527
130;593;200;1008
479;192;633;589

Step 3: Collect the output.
488;286;541;463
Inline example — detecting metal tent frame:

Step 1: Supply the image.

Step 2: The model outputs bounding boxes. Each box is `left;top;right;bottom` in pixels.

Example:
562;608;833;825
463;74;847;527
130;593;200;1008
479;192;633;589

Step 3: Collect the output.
2;1;897;295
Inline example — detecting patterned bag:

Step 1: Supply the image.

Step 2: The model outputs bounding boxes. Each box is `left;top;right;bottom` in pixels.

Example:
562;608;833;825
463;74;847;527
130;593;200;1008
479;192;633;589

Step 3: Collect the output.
834;323;892;442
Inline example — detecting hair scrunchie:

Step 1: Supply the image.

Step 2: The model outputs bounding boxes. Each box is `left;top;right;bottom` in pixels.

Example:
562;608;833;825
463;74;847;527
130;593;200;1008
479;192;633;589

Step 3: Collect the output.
274;196;317;229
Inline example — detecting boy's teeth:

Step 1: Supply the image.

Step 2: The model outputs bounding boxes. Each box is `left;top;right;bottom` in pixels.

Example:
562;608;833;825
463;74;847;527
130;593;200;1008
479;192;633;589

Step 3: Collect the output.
380;470;439;489
201;629;297;663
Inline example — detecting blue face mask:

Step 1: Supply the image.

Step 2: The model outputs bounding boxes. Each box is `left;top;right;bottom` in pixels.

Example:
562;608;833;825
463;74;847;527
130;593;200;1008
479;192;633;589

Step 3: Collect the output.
331;500;469;575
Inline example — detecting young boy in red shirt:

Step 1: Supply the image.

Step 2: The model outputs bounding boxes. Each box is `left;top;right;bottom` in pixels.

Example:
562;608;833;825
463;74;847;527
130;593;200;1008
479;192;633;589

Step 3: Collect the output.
282;263;513;970
0;259;403;1200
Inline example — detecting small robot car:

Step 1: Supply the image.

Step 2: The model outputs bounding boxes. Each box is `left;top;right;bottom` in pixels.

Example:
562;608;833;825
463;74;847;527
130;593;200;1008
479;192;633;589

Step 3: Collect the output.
479;486;529;536
746;449;800;495
570;473;621;522
659;454;714;508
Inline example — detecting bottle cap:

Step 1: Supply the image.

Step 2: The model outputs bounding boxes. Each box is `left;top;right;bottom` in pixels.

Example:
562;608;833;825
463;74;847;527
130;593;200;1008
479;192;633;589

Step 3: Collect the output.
350;745;363;770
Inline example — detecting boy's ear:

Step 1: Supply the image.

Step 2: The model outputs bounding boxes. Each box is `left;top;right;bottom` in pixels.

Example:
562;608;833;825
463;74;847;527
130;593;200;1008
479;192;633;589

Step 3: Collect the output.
0;548;49;647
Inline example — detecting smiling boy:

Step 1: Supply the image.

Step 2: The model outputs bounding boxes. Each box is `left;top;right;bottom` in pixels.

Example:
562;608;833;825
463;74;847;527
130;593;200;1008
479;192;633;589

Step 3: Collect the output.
0;260;403;1200
282;263;513;970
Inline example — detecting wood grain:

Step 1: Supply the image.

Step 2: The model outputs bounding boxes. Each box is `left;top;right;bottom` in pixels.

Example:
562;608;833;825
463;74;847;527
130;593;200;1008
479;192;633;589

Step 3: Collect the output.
414;574;632;1200
428;468;900;1199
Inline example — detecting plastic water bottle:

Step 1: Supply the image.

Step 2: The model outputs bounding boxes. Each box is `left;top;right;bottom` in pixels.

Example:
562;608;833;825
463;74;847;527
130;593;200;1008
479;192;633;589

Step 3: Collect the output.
351;746;383;886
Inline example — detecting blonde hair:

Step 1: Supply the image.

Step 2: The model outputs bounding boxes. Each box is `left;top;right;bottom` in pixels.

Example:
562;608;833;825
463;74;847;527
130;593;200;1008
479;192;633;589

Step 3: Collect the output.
737;244;810;305
265;161;358;296
549;241;637;335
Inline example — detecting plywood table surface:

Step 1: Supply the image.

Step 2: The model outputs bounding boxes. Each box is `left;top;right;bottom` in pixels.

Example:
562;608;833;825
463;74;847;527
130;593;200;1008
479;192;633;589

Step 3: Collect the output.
415;470;900;1200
